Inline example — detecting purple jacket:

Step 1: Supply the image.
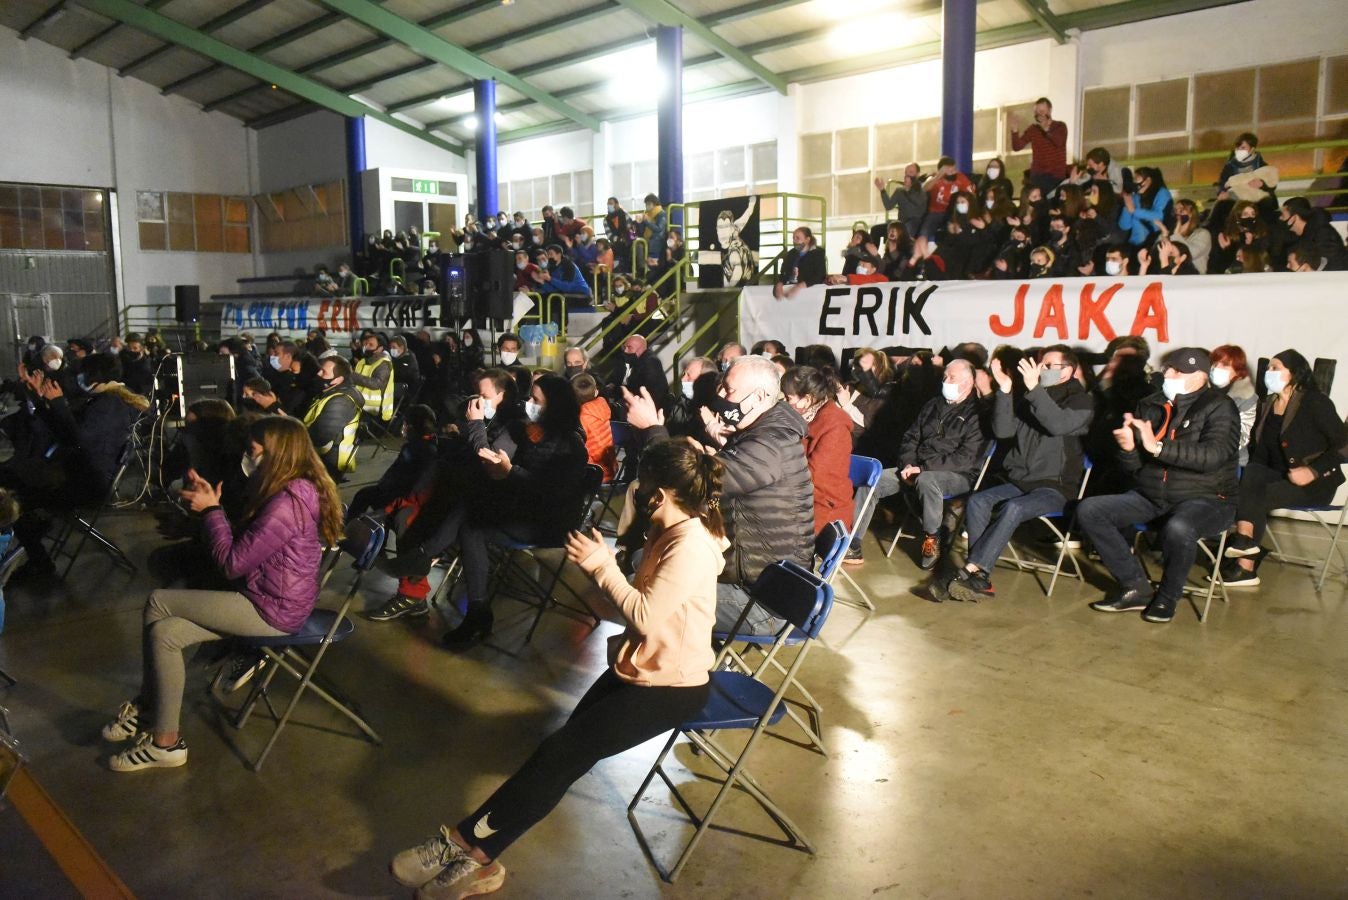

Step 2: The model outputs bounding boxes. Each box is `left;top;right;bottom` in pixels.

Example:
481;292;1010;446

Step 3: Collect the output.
203;478;324;633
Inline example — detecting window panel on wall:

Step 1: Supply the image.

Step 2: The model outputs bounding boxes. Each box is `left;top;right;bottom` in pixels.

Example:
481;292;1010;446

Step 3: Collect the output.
497;183;509;211
1258;120;1319;178
914;117;941;163
1194;68;1255;130
750;141;777;182
720;185;747;199
836;172;871;217
634;160;658;197
167;192;194;225
836;127;869;171
139;221;166;251
717;147;746;185
531;177;549;212
574;170;593;216
973;109;998;154
42;208;63;250
551;173;572;205
1327;55;1348;115
1136;79;1188;136
610;164;631;204
758;188;779;221
801;175;831;209
1081;88;1130;147
800;133;831;176
874;122;914;168
1191;128;1243;186
512;179;533;213
687;151;714;191
1258;59;1318;122
1133;136;1191;188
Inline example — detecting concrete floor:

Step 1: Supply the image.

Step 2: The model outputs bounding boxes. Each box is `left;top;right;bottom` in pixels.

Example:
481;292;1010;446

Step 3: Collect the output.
2;457;1347;899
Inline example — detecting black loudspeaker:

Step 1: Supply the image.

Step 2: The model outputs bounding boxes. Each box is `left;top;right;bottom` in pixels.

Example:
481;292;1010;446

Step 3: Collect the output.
474;250;514;322
439;254;470;325
175;351;235;418
174;285;201;323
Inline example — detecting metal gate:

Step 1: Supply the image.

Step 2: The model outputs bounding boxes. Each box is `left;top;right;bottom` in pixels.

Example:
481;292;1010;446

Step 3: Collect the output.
0;293;55;373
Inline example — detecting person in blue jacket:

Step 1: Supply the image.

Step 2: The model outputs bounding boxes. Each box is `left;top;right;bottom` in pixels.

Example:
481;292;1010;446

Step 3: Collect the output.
541;244;592;298
1118;167;1174;247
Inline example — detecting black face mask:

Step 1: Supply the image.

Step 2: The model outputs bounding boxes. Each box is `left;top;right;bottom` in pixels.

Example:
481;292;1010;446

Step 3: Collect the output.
944;173;957;182
707;394;746;426
317;376;336;391
623;352;640;364
564;365;584;378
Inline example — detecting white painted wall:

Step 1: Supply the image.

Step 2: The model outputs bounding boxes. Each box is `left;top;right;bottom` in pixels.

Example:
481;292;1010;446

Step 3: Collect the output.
363;117;468;175
0;26;257;319
255;110;347;193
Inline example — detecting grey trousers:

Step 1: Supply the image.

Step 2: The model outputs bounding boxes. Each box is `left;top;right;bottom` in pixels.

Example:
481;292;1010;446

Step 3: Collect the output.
909;470;972;534
142;589;285;734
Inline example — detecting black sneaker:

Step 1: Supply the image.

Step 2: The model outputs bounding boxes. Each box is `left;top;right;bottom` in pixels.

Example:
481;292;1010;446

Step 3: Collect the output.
1142;594;1177;623
367;594;430;622
919;533;941;570
927;570;955;603
1089;586;1152;613
1221;567;1260;588
949;568;995;603
842;545;864;567
1223;534;1261;559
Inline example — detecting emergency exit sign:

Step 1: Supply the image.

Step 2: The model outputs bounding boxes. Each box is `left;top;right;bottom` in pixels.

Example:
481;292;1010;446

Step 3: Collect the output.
412;180;439;194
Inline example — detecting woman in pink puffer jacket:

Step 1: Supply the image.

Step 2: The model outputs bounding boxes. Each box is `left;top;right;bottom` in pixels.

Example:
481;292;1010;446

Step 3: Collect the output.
101;416;344;773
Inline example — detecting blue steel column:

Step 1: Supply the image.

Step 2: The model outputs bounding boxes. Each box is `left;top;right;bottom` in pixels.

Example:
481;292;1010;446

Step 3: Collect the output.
345;115;366;257
941;0;976;174
474;79;499;221
656;25;683;211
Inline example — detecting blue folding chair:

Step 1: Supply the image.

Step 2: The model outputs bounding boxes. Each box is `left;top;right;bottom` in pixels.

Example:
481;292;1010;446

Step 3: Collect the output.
814;520;849;585
230;517;386;771
629;560;834;882
595;420;637;534
833;455;882;610
885;440;997;559
1265;501;1347;592
998;456;1094;596
485;464;607;642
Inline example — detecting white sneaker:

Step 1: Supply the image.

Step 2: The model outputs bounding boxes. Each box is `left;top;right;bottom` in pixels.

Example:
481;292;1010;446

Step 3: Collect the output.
108;733;187;772
213;652;268;695
414;856;506;900
391;825;468;888
101;700;142;742
1053;539;1082;551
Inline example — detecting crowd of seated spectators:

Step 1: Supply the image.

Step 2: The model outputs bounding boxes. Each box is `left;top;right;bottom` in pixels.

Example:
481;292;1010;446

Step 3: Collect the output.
775;100;1346;296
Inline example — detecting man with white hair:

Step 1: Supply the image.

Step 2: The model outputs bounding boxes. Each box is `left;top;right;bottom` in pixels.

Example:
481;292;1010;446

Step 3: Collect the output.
896;358;988;571
609;333;668;409
715;341;746;372
626;354;814;634
562;346;590;380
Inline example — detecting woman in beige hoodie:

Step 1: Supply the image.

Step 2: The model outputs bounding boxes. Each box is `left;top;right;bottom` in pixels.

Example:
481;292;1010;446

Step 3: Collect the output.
391;440;727;899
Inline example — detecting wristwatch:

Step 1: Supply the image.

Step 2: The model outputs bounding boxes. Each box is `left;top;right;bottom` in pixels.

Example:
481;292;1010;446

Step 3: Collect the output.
1150;441;1164;456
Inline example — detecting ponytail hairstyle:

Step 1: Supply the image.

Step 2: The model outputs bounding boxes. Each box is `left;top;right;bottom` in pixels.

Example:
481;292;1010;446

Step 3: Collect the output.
637;439;725;540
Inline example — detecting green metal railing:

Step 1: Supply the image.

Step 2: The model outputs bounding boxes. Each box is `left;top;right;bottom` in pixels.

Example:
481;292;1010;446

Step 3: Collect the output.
581;257;690;368
1122;138;1348;211
352;276;369;297
630;237;649;280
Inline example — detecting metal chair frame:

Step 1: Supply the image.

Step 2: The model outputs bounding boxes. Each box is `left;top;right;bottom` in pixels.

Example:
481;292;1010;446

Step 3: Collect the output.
1264;502;1347;592
1130;523;1230;622
884;440;998;559
834;456;881;611
595;420;636;535
996;457;1095;596
48;441;138;578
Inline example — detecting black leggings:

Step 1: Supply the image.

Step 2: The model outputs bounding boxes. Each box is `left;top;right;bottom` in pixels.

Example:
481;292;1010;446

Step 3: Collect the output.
456;668;710;860
1235;461;1337;541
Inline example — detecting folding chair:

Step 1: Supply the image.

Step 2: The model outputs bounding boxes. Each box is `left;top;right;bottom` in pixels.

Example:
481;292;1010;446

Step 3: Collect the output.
1131;521;1229;622
833;455;882;610
595;420;636;535
368;380;423;461
708;523;848;759
49;441;138;578
885;440;997;559
998;456;1094;596
1264;502;1347;592
485;464;607;643
230;518;386;771
629;560;834;882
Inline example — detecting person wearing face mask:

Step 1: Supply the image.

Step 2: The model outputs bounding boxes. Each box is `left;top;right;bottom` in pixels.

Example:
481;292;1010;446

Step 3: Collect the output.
781;366;855;537
350;331;395;424
348;404;440;524
623;355;815;636
1215;133;1268;197
443;374;590;647
301;355;363;480
2;353;149;579
459;329;484;376
1206;345;1256;467
637;194;668;270
975;157;1014;200
665;356;717;446
497;333;522;368
513;249;544;291
934;348;1094;602
554;205;587;243
240;377;284;416
393;440;727;899
263;340;298;395
603;196;630;260
1172;199;1211;274
1010;97;1069;195
572;372;617;482
1282;196;1348;271
1220;350;1347;588
117;333;154;397
561;346;590;381
890;359;988;570
826;252;887;285
1119;167;1174;248
538;205;559;245
388;335;421;408
773;227;827;299
912;157;975;265
1080;347;1240;624
571;226;600;274
608;334;668;412
876;162;929;239
541;244;592;298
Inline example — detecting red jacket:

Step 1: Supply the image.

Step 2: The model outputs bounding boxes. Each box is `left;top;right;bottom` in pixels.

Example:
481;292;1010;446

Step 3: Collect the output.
802;401;855;535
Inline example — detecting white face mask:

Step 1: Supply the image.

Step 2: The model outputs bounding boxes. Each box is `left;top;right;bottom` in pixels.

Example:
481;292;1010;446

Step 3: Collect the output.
390;348;402;358
516;262;527;270
1162;376;1189;401
984;199;995;210
525;399;542;423
1234;148;1251;163
500;351;518;366
1039;368;1064;387
942;381;963;402
46;358;61;371
1105;259;1123;276
481;398;495;420
268;355;283;371
857;265;874;276
579;234;591;244
988;167;1001;179
1264;369;1288;394
1209;366;1232;389
955;201;970;214
667;238;676;248
681;380;695;399
241;452;261;478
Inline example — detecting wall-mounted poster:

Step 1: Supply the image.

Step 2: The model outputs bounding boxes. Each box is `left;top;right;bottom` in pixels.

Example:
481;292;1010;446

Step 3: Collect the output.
697;196;760;289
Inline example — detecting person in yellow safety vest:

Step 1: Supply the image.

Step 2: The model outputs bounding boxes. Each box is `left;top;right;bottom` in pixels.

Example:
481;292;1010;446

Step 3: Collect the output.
352;330;395;422
302;355;363;479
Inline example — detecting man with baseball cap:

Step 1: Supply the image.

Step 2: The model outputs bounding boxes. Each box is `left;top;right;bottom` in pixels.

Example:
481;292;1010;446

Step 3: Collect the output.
1076;346;1240;623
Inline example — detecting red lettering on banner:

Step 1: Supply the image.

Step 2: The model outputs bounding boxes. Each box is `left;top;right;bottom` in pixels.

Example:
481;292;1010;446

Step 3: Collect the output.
1078;283;1120;341
316;300;333;332
343;300;360;333
990;283;1027;336
1128;283;1168;342
1032;284;1068;339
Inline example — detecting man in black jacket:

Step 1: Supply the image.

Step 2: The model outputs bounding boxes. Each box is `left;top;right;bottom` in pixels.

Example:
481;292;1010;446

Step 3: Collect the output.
608;334;668;411
896;359;988;570
389;334;422;406
938;347;1095;602
301;356;362;480
626;354;815;634
1080;347;1240;624
1282;197;1347;271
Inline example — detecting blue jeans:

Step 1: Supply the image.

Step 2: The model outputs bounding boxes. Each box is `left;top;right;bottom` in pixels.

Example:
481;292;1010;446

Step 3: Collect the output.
965;483;1066;574
1075;491;1235;601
